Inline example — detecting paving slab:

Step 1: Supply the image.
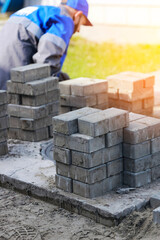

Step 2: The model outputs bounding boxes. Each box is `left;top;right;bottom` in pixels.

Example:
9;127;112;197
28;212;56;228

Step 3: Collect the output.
1;139;160;226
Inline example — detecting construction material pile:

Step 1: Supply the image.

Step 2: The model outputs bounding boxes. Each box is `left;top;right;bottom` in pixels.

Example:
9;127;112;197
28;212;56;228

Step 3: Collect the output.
0;90;8;155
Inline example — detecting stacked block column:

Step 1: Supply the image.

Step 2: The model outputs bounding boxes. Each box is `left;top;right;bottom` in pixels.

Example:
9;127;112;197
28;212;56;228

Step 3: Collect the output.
59;78;109;114
7;63;60;141
53;107;129;198
0;90;8;155
107;71;155;116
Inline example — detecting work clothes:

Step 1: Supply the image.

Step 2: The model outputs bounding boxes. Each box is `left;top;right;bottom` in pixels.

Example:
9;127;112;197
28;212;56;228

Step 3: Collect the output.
0;5;74;90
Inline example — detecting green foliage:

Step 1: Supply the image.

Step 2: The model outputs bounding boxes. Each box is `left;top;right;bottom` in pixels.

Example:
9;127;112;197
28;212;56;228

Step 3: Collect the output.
62;36;160;79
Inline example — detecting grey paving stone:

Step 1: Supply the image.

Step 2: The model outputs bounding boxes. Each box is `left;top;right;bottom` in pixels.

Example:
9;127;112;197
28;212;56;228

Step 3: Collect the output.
0;116;9;130
96;92;108;105
10;63;51;83
22;94;46;106
129;112;145;122
53;146;71;165
7;93;21;105
20;117;47;131
0;90;7;104
123;169;151;187
93;102;109;110
151;165;160;181
123;141;151;159
55;174;73;193
106;158;123;177
60;94;97;108
53;132;69;148
72;148;110;168
151;152;160;168
106;129;123;147
20;127;49;142
150;194;160;209
102;173;123;194
109;144;123;161
68;133;105;153
8;128;21;139
124;155;151;173
136;117;160;139
153;207;160;224
151;137;160;154
0;104;7;117
0;141;8;156
52;107;100;135
46;101;59;115
56;162;71;178
0;129;8;143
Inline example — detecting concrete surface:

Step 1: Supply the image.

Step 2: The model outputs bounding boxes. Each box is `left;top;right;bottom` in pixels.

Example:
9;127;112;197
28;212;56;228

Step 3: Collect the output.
1;139;160;226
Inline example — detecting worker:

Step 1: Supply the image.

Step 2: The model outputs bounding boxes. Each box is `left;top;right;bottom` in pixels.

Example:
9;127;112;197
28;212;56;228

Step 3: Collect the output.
0;0;92;90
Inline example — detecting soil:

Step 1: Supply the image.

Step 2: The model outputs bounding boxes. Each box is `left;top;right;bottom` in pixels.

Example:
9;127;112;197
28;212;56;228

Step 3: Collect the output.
0;186;160;240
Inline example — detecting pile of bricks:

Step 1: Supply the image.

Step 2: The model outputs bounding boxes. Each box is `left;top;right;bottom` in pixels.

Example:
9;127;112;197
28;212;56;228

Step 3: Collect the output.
59;78;109;114
123;112;160;187
7;63;60;141
0;90;8;155
107;71;155;116
53;107;129;198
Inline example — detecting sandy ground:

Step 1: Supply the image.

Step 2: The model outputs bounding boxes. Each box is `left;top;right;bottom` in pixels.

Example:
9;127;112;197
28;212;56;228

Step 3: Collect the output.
0;186;160;240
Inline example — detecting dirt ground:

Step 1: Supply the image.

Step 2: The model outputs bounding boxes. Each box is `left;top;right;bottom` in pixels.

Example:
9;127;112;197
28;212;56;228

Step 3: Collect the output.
0;186;160;240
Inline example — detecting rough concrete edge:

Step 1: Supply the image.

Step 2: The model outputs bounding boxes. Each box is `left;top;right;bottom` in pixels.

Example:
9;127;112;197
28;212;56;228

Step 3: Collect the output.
0;174;149;226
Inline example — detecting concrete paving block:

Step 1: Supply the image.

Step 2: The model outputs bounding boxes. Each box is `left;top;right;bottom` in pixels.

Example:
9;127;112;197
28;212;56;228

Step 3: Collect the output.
20;117;46;131
72;148;110;168
129;112;145;122
93;103;109;110
143;74;155;88
0;141;8;156
124;121;149;144
96;93;108;105
102;173;123;194
153;207;160;224
59;106;71;114
123;141;151;159
71;164;107;184
0;104;7;117
103;108;129;131
151;152;160;168
56;162;71;178
0;90;7;104
109;144;123;161
53;132;69;148
46;101;59;115
7;93;21;105
123;169;151;187
0;116;9;130
78;111;109;137
59;79;75;95
118;100;143;112
150;195;160;209
151;165;160;181
22;94;46;106
46;89;60;103
151;137;160;154
55;174;73;193
60;95;70;106
106;158;123;177
124;155;151;173
106;129;123;147
69;95;97;108
8;128;21;139
52;107;100;135
108;98;119;108
136;107;153;116
10;63;51;83
108;87;119;99
68;133;105;153
21;127;49;142
70;78;108;96
53;146;71;165
0;129;8;143
9;116;22;129
143;97;154;109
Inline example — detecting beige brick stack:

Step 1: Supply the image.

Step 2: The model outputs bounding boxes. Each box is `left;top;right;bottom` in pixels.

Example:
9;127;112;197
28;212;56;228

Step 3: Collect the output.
107;71;155;115
0;90;8;155
7;63;60;141
59;78;109;114
53;107;129;198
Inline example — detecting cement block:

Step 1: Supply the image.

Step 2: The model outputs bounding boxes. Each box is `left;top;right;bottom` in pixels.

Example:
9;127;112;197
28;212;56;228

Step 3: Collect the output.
151;165;160;181
136;117;160;139
71;164;107;184
68;133;105;153
108;87;119;99
118;100;143;112
123;169;151;187
0;129;8;143
150;195;160;208
0;104;7;117
123;141;151;159
106;158;123;177
151;152;160;168
124;155;151;173
56;162;71;178
10;63;51;83
143;74;155;88
52;107;100;135
61;95;97;108
151;137;160;154
72;148;110;168
103;108;129;131
0;90;7;104
143;97;154;109
55;174;72;193
109;144;123;161
20;117;46;131
153;207;160;224
22;94;46;106
7;93;21;105
78;111;109;137
93;103;109;110
8;128;21;139
0;116;9;130
129;112;145;122
59;106;71;114
59;79;75;95
53;132;69;148
46;101;59;115
0;141;8;156
48;125;53;138
102;173;123;193
96;93;108;105
53;146;71;165
20;127;49;141
106;129;123;147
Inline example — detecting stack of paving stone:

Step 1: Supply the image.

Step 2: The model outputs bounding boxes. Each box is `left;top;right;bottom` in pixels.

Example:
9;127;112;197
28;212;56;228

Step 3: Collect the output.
59;78;109;114
7;63;60;141
107;71;155;116
123;112;160;187
53;107;129;198
0;90;8;155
